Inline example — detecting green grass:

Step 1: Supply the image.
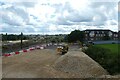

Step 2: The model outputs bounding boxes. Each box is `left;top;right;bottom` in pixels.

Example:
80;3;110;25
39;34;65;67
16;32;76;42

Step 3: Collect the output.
94;44;119;54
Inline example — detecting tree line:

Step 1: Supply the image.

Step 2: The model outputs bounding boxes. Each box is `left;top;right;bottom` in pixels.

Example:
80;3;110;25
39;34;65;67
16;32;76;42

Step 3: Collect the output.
2;33;28;41
2;30;111;42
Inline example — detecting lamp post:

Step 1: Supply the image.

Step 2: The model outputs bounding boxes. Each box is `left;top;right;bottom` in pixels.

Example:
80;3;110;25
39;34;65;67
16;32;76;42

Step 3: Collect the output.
20;32;23;49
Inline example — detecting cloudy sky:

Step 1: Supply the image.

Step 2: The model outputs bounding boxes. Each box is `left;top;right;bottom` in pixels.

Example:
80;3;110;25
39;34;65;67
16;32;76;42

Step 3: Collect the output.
0;0;119;34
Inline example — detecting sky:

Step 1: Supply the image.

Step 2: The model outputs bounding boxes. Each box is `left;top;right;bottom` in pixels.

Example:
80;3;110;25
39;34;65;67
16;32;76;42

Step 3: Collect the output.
0;0;120;34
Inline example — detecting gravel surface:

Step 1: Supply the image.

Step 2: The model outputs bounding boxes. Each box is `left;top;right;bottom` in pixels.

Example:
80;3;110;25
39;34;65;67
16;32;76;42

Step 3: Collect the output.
54;51;109;78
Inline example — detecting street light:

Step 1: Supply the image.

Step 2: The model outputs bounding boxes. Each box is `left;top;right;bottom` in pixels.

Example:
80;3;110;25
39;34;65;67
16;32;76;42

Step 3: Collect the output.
20;32;23;49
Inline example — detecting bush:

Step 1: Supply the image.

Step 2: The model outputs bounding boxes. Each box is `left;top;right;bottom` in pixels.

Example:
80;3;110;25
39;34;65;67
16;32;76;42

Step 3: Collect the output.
112;42;115;44
83;46;111;63
106;53;120;74
65;30;85;43
83;46;120;75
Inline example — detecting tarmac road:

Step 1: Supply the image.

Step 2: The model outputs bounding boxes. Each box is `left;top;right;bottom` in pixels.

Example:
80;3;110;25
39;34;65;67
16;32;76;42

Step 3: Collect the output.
46;44;80;50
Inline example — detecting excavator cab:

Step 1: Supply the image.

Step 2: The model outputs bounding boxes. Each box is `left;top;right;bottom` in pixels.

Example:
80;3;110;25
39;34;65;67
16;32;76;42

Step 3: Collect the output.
57;44;69;55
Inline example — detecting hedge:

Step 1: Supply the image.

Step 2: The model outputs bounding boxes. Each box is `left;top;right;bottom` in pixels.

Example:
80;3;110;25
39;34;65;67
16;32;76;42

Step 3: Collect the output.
83;45;120;75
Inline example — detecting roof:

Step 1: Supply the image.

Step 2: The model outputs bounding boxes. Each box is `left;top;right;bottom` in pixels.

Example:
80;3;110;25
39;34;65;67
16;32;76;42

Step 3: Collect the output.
83;29;114;33
84;29;111;31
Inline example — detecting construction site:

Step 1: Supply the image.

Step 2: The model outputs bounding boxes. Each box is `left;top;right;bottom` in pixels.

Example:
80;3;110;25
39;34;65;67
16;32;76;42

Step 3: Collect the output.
2;43;120;79
1;1;120;79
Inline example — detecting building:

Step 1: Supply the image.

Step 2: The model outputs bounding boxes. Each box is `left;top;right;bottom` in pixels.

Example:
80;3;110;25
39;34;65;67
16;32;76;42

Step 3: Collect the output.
119;31;120;40
113;32;118;40
83;29;119;41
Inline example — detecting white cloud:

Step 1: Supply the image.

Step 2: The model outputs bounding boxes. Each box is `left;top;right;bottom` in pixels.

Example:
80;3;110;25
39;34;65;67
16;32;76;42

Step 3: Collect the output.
49;25;57;31
106;19;118;25
1;0;119;34
69;0;89;11
1;11;25;26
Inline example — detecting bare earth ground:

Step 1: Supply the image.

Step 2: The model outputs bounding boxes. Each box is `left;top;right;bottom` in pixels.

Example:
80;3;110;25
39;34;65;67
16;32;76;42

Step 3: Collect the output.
2;45;120;79
3;49;64;78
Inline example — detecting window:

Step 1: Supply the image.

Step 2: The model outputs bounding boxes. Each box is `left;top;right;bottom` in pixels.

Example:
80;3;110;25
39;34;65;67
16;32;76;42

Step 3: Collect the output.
89;31;95;37
109;31;112;36
116;35;118;37
96;34;98;36
91;38;94;40
101;34;103;36
97;34;99;36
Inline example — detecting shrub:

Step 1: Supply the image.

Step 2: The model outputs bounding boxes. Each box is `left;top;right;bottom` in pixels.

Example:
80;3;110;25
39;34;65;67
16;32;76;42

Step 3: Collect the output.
112;42;115;44
106;53;120;74
84;46;111;63
83;46;120;75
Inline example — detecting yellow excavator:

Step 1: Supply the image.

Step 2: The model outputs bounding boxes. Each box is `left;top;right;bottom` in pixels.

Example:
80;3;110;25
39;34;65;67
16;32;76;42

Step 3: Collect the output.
57;43;69;55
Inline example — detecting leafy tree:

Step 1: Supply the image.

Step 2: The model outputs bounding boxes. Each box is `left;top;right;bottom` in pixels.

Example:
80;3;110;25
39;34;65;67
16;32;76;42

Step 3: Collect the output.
64;35;69;42
65;30;85;43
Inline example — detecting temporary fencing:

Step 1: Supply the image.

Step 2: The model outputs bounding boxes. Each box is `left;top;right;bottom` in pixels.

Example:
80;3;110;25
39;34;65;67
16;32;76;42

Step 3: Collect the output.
3;43;56;57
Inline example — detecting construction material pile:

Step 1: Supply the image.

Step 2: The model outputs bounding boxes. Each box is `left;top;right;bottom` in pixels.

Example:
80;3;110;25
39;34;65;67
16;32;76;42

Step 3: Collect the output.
54;51;108;78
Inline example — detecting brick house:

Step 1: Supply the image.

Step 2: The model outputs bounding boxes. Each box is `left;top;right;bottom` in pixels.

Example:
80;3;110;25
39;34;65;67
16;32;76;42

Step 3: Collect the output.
83;29;119;41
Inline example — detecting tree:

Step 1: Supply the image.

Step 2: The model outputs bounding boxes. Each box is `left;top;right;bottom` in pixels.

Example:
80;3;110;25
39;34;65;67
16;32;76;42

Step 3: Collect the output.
65;30;85;43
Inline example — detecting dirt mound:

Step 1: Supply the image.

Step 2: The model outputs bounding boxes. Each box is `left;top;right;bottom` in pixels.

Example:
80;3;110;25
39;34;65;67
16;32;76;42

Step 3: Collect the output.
54;51;109;78
98;75;120;78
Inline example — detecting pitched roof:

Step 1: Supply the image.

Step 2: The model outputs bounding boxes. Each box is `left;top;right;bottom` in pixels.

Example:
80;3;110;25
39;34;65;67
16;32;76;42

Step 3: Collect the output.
84;29;111;31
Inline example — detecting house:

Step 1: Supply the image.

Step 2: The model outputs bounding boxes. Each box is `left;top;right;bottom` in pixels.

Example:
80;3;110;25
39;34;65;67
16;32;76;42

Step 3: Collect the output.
83;29;118;41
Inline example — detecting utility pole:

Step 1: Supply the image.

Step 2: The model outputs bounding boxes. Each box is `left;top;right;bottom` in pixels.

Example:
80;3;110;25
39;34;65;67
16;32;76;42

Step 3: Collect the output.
21;32;23;49
5;33;7;41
